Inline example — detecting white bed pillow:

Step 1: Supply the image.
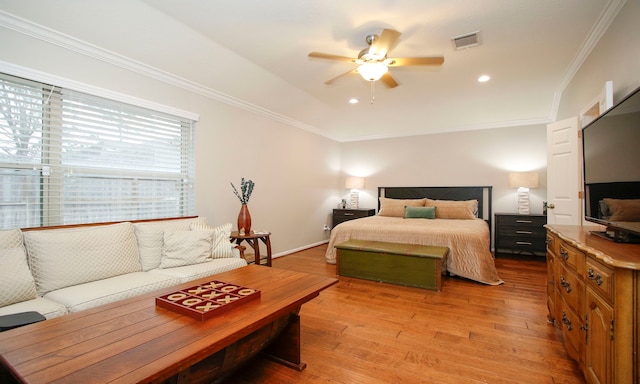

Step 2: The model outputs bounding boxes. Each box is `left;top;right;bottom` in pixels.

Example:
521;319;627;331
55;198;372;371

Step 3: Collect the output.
159;230;213;268
190;222;236;258
0;229;38;307
378;197;427;217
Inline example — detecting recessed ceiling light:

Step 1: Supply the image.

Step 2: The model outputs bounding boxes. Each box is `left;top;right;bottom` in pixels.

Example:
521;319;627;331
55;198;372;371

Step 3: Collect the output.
349;98;359;104
478;75;491;83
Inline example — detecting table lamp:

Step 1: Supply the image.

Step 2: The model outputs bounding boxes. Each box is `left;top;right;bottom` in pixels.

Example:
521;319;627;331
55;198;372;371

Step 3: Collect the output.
508;172;539;214
345;177;365;209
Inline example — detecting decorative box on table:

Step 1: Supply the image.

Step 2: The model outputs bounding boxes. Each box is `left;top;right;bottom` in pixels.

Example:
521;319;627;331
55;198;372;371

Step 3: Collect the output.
156;280;260;321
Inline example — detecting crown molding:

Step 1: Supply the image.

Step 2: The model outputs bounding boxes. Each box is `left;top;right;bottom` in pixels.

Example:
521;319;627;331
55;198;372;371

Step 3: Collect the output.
550;0;627;120
0;10;331;140
0;59;201;121
2;3;619;143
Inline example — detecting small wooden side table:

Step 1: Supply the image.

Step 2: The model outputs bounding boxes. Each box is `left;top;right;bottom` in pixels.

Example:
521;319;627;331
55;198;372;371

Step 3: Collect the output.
230;231;272;267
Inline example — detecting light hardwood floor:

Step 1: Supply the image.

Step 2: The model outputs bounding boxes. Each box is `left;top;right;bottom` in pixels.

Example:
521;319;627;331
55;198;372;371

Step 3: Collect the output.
226;245;585;383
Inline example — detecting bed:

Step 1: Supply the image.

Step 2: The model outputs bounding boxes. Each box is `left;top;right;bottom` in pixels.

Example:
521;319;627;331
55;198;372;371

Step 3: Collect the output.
325;186;503;285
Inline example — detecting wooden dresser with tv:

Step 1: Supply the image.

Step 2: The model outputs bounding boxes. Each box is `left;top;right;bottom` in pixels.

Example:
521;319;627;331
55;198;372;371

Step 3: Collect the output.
545;224;639;384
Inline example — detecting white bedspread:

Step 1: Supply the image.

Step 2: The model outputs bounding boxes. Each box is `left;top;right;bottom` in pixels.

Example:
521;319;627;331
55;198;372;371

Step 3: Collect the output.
325;215;503;285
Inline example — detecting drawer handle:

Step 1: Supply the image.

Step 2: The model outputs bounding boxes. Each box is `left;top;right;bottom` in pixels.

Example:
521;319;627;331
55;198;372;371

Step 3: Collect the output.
588;268;603;286
560;246;569;260
561;311;573;331
516;231;533;235
516;220;533;224
516;241;532;246
560;275;572;293
343;213;355;216
580;322;589;334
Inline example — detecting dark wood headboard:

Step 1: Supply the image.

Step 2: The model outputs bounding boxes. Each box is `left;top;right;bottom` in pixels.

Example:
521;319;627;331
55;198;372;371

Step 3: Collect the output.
378;186;493;242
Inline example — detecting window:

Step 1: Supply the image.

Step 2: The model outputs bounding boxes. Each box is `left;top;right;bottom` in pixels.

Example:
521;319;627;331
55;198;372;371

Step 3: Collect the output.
0;73;195;229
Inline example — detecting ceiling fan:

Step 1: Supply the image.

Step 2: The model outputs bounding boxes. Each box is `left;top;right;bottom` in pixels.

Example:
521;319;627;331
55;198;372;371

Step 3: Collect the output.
308;28;444;89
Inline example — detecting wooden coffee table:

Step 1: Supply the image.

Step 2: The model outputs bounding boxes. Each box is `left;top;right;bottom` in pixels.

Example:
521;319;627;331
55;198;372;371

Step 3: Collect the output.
0;265;337;383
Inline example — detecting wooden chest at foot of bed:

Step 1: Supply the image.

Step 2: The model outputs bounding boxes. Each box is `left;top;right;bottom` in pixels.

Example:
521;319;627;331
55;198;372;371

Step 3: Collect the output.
335;239;449;291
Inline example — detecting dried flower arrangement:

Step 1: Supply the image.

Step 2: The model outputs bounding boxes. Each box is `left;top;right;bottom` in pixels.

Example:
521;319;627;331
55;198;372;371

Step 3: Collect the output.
231;178;255;204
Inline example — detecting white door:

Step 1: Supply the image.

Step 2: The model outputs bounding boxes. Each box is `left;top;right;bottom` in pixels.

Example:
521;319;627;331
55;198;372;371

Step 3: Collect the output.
546;117;582;225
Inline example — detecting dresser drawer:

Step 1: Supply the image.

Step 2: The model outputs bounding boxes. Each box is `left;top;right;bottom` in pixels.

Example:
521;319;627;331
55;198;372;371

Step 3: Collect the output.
498;225;546;238
557;262;585;315
332;209;375;227
546;232;559;255
497;214;547;227
496;236;547;252
557;241;585;276
586;257;614;304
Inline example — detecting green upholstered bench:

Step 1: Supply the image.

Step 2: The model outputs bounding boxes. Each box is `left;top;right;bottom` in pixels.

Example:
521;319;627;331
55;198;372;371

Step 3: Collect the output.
335;240;449;291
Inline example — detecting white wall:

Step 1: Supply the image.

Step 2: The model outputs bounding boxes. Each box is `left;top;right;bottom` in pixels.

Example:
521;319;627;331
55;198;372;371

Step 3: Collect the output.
557;0;640;120
339;124;548;245
0;6;342;256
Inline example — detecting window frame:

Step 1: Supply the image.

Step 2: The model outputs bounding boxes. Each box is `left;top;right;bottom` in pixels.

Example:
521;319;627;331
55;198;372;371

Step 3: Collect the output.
0;72;197;229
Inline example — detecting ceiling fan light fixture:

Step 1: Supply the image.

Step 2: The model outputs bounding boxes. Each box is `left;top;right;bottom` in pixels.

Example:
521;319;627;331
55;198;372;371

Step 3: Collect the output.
357;62;388;81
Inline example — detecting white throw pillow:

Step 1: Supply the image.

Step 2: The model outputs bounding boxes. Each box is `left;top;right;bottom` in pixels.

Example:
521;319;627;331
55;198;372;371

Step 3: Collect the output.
190;222;236;258
0;229;38;307
159;230;213;269
24;222;142;296
134;217;206;271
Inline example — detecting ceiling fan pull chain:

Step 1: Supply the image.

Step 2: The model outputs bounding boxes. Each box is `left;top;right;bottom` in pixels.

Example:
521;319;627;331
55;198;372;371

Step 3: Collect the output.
370;80;375;104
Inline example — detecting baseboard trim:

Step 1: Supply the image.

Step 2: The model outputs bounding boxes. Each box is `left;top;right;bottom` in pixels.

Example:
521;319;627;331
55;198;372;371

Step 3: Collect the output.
272;240;329;259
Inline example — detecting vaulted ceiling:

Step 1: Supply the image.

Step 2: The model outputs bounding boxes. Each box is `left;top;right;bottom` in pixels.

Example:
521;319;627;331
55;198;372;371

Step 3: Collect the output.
0;0;623;141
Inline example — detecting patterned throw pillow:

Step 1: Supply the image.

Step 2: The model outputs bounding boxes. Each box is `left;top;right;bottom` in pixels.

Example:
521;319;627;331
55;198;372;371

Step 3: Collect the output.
24;222;142;296
190;222;236;258
133;217;206;271
0;229;38;307
159;230;213;268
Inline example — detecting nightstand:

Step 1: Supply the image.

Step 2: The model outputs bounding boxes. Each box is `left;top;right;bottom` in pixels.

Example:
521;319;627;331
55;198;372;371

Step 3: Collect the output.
495;213;547;256
332;208;375;228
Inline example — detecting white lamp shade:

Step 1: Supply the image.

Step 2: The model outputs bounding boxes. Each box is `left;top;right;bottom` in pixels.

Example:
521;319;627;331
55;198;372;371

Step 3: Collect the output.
345;176;365;190
508;172;539;189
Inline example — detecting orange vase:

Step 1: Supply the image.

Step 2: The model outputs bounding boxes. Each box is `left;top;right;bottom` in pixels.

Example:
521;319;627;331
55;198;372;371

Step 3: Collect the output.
237;204;252;235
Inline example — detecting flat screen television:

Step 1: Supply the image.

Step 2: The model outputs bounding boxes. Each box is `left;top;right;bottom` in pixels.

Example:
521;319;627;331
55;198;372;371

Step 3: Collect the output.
582;85;640;243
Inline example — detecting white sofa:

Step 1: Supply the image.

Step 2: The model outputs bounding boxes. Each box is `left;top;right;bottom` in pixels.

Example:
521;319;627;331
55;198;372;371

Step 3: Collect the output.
0;217;248;320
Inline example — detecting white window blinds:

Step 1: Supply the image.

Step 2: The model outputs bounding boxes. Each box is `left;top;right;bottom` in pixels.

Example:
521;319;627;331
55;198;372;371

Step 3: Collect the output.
0;73;195;229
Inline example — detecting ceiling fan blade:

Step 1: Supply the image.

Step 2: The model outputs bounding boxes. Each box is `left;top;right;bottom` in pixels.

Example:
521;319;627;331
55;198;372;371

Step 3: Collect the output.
309;52;356;63
380;72;398;88
369;29;401;57
324;68;358;85
387;56;444;66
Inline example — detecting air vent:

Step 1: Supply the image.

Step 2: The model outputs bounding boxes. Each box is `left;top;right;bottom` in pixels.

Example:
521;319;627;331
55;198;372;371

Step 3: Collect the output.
451;31;480;50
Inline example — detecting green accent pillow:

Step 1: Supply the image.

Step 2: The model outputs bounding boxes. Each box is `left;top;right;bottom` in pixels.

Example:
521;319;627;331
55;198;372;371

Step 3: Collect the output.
404;206;436;219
